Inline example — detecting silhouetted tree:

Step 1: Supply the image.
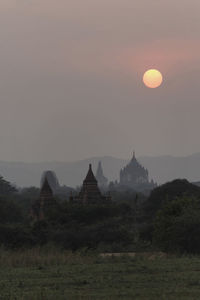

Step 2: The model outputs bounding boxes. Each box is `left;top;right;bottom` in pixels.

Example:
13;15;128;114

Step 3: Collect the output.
143;179;200;221
0;175;17;195
153;196;200;254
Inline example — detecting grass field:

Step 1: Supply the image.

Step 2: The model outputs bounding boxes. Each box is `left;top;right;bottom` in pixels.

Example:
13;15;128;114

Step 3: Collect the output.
0;248;200;299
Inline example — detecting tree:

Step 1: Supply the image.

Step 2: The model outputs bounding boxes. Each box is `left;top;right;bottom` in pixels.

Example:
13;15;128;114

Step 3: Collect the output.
143;179;200;221
153;196;200;254
0;197;23;223
0;176;17;195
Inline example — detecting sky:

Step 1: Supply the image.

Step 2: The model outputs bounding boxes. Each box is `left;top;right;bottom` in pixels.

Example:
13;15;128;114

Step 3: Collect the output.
0;0;200;162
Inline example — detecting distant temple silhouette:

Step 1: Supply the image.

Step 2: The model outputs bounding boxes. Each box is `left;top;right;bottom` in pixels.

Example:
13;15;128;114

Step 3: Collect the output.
72;164;110;204
31;151;156;219
95;161;108;188
110;151;156;193
31;176;57;221
40;170;60;193
120;151;149;186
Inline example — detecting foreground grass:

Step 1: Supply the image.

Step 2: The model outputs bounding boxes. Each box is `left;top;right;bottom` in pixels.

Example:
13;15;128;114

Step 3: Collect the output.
0;248;200;299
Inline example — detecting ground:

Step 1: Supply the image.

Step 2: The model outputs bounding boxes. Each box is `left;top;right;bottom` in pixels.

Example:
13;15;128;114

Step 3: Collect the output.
0;249;200;299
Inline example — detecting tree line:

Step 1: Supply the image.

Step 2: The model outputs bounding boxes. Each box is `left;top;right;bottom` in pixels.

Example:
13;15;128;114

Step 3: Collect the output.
0;175;200;253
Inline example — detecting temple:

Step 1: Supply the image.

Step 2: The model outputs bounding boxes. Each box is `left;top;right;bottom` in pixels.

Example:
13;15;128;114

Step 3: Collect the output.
95;161;108;188
40;170;60;193
31;177;56;221
73;164;110;204
118;151;156;192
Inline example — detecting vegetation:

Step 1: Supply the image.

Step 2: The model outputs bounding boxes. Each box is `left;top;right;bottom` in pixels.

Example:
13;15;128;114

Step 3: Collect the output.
1;176;200;297
153;196;200;253
0;248;200;299
140;179;200;248
0;176;200;254
0;175;17;195
144;179;200;220
0;202;137;251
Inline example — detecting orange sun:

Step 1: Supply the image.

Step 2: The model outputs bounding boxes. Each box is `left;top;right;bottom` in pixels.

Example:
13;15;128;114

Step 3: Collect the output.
143;69;163;88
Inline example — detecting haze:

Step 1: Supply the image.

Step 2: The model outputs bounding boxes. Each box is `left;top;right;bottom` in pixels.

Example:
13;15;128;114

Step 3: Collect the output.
0;0;200;162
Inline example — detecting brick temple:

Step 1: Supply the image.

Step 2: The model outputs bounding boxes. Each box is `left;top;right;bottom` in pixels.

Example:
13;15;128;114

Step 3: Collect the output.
72;164;110;204
31;177;56;220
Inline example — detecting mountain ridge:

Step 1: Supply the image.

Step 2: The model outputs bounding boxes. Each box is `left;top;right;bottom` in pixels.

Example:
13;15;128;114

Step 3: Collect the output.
0;153;200;188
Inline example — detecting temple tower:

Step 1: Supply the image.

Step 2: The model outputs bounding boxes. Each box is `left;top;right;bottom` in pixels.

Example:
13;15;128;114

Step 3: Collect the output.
119;151;149;188
74;164;109;204
95;161;108;188
40;170;60;193
31;176;56;221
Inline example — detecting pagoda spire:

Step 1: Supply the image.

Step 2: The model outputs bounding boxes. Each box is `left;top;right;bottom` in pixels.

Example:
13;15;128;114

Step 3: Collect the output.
96;161;108;188
31;175;56;221
84;164;97;183
75;164;109;204
40;177;53;196
96;161;103;177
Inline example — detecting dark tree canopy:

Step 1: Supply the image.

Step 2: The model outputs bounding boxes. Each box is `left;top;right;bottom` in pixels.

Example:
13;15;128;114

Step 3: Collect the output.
0;175;17;195
153;196;200;254
144;179;200;220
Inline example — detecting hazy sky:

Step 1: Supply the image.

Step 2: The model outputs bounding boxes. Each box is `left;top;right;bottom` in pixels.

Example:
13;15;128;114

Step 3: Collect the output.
0;0;200;162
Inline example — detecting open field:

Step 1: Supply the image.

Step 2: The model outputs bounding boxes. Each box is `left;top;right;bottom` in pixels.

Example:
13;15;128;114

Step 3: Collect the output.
0;248;200;299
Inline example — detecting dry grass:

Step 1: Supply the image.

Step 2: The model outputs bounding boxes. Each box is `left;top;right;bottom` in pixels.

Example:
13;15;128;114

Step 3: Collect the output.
0;246;96;268
100;251;167;259
0;248;200;299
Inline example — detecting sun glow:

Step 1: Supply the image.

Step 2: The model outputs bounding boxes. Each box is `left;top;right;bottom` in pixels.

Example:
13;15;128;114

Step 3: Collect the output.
143;69;163;88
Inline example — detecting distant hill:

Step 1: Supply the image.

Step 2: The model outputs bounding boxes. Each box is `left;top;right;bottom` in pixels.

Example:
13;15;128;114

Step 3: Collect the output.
1;153;200;188
0;157;126;188
139;153;200;185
